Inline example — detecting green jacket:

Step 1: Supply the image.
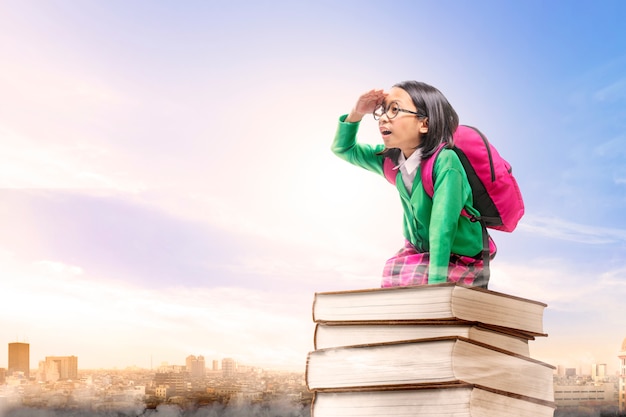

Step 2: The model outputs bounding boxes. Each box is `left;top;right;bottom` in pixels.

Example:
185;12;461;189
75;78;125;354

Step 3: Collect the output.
331;115;483;283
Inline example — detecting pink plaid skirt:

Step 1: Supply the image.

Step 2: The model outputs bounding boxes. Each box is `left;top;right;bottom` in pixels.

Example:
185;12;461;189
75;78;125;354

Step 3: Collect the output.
381;239;496;288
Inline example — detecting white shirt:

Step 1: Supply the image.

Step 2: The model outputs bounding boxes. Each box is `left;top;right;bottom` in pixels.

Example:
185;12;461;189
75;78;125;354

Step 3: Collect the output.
393;148;422;194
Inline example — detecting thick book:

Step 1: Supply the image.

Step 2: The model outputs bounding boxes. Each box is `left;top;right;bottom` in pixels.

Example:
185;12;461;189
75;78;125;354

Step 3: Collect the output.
312;283;547;336
312;383;556;417
306;336;555;403
314;321;532;356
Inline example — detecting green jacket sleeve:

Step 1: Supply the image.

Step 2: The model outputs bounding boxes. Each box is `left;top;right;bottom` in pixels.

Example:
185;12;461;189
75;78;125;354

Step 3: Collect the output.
331;115;386;175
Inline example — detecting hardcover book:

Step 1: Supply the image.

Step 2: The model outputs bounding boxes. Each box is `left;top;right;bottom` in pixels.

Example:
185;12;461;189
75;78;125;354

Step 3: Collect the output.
306;336;555;403
312;283;547;336
311;382;556;417
314;320;532;356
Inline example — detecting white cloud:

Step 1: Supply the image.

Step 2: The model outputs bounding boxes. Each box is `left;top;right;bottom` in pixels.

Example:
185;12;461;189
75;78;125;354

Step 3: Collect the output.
519;214;626;244
593;77;626;102
0;250;312;371
490;258;625;312
613;165;626;185
489;257;626;373
593;134;626;158
0;126;146;192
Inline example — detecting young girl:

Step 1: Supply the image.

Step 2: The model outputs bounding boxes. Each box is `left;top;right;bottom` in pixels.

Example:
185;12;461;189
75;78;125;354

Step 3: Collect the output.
331;80;495;288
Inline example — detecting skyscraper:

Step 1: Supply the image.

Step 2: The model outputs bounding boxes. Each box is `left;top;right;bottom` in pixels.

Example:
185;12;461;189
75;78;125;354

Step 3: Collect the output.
222;358;236;377
8;342;29;378
185;355;206;378
592;363;607;381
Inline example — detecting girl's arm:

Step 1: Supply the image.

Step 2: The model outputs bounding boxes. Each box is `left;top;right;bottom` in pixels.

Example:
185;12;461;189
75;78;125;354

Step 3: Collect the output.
331;89;388;175
331;116;385;175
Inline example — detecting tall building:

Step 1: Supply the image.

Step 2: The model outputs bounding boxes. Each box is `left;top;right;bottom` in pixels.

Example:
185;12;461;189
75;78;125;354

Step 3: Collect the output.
41;356;78;382
186;355;195;373
592;363;607;381
619;337;626;413
8;342;29;378
185;355;206;378
222;358;237;377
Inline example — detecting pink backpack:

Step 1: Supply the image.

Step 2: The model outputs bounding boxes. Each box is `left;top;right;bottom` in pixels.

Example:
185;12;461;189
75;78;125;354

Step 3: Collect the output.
383;125;524;233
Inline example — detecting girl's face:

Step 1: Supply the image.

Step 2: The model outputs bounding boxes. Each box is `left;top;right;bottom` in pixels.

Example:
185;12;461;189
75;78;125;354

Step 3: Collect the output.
378;87;428;158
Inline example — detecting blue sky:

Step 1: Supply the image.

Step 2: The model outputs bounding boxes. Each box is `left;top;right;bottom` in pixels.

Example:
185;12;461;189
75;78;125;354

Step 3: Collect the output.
1;0;625;374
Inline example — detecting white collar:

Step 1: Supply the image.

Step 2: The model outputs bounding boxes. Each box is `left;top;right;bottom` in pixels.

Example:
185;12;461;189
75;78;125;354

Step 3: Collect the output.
394;148;422;175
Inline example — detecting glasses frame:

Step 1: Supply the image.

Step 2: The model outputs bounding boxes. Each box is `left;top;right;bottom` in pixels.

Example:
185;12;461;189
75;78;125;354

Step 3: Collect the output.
373;101;425;120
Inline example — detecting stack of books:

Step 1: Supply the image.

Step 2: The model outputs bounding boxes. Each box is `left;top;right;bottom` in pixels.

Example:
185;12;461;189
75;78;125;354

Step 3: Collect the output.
305;283;556;417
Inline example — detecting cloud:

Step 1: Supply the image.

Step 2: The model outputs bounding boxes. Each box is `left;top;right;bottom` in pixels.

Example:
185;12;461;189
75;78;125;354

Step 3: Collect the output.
0;189;276;289
491;257;626;312
593;134;626;159
0;250;313;371
0;126;145;192
593;76;626;103
518;215;626;244
489;257;626;373
0;187;386;294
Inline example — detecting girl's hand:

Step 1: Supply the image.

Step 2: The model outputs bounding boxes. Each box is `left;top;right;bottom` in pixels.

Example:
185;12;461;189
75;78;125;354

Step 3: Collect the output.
346;89;387;123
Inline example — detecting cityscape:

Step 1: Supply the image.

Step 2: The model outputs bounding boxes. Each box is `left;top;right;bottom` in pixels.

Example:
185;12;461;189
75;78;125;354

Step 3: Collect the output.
1;339;626;416
0;342;311;416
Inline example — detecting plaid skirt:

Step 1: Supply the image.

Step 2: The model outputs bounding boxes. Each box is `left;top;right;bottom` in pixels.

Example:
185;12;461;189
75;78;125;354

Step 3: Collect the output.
381;239;496;288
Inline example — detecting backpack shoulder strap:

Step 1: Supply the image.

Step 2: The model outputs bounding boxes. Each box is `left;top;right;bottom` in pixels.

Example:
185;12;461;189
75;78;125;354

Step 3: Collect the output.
383;157;397;185
420;143;446;198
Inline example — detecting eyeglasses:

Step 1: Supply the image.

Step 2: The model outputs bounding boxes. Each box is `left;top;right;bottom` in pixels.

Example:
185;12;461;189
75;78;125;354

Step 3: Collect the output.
373;101;425;120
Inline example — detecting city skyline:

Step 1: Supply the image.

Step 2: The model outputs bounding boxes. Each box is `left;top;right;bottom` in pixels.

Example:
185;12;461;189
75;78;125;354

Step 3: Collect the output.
1;341;257;372
2;339;626;377
1;0;626;374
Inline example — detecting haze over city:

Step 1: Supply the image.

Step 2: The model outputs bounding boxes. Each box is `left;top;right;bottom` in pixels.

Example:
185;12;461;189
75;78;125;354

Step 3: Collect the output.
1;0;626;376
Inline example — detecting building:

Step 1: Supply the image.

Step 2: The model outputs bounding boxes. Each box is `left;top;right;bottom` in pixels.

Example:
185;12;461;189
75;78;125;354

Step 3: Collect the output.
592;363;607;381
554;381;617;409
8;342;29;378
153;372;186;396
619;337;626;413
155;385;171;400
222;358;237;377
554;382;617;415
185;355;205;378
40;356;78;382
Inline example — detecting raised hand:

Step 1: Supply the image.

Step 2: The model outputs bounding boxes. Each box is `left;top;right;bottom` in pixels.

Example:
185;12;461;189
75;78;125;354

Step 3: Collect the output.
346;89;387;123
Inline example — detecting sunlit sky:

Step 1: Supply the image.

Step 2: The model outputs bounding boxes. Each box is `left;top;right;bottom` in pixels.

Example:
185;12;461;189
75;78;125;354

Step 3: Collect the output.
1;0;625;374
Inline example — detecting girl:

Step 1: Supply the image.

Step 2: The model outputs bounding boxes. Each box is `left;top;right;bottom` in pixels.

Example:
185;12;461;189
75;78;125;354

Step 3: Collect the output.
331;80;495;288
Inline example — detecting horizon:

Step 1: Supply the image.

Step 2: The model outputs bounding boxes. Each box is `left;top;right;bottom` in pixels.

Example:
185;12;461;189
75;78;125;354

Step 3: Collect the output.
4;346;624;378
4;332;626;376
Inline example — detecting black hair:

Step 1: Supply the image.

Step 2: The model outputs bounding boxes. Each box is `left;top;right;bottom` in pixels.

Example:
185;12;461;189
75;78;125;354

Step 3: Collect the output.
380;80;459;163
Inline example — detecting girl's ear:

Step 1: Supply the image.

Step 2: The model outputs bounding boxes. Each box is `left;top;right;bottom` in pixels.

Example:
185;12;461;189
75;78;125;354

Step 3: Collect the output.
419;118;429;134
